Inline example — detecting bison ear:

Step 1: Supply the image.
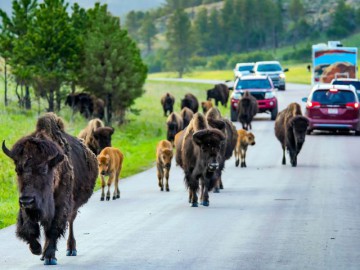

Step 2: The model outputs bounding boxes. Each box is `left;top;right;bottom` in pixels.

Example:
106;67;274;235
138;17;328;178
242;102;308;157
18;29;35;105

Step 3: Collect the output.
2;140;13;159
48;153;64;168
109;127;114;135
207;118;225;131
192;130;208;146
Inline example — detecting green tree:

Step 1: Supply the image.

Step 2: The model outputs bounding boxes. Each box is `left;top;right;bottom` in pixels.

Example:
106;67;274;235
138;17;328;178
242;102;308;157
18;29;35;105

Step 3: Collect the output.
125;10;144;42
139;12;157;54
327;0;356;38
207;9;222;55
192;8;209;56
81;3;147;125
166;8;193;78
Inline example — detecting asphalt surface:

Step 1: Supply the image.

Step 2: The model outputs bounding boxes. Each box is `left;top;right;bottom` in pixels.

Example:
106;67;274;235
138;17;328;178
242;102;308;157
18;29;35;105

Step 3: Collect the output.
1;82;360;269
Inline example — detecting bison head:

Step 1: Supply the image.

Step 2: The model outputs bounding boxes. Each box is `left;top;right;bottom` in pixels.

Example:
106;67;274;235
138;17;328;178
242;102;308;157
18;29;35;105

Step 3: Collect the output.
192;129;225;172
167;122;179;142
97;154;111;176
206;89;215;101
2;138;65;221
160;149;173;169
289;116;309;145
94;127;114;154
181;98;192;111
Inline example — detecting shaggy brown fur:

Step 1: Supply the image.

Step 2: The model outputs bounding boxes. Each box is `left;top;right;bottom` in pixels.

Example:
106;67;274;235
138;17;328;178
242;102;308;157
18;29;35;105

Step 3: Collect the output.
78;118;114;155
156;140;173;192
180;107;194;128
275;103;309;167
201;100;214;113
237;91;258;130
234;129;256;168
166;112;184;145
97;147;124;201
181;93;199;113
206;84;230;107
160;93;175;116
2;112;98;265
65;92;104;119
177;113;226;207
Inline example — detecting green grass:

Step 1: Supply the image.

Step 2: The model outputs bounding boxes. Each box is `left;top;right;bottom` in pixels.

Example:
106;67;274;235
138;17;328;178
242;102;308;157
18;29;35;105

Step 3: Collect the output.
0;80;217;229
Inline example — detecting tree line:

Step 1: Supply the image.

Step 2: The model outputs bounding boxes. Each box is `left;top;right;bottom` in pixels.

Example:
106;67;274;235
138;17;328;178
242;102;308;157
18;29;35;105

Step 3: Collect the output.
0;0;147;125
125;0;360;77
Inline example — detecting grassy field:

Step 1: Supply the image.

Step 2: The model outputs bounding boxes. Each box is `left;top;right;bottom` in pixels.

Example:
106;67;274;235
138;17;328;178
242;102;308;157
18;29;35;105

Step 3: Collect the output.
0;80;219;229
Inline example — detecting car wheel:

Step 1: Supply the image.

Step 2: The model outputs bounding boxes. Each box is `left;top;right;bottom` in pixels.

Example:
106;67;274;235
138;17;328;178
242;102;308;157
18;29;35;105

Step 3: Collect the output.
355;130;360;136
270;106;278;120
279;85;286;91
230;106;237;121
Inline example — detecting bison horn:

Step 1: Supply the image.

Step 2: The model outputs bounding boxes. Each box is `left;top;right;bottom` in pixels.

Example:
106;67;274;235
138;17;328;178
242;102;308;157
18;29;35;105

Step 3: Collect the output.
2;140;13;159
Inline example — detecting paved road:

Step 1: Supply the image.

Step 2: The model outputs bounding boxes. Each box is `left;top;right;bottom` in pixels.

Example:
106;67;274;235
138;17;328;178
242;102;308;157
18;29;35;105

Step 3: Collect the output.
1;83;360;269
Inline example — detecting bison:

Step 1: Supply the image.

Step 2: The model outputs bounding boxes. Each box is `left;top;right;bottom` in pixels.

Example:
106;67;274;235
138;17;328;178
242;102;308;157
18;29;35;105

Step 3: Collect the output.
274;103;309;167
2;112;98;265
160;93;175;117
65;92;104;119
237;90;258;130
206;83;230;107
166;112;183;145
181;93;199;113
176;113;226;207
201;100;214;113
156;140;173;192
78;118;114;155
180;107;194;129
234;129;256;168
97;147;124;201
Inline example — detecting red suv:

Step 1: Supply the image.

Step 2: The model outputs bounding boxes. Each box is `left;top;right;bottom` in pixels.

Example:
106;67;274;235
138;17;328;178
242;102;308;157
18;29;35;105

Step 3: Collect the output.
304;84;360;135
230;75;278;121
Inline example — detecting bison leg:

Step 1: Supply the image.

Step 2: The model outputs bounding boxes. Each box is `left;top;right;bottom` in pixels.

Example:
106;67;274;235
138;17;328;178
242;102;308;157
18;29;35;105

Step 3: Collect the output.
157;166;164;191
115;171;121;199
16;210;42;256
234;146;240;167
66;211;78;257
165;168;170;192
282;146;286;165
290;151;297;167
106;174;114;201
200;180;210;207
100;175;106;201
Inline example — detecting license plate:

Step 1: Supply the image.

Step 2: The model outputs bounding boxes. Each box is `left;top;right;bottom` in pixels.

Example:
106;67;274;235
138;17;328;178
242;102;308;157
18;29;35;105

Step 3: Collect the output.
328;108;338;114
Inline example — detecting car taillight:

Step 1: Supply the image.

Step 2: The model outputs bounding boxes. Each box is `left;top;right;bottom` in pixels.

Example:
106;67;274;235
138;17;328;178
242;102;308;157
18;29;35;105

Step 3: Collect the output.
307;101;320;108
346;102;359;109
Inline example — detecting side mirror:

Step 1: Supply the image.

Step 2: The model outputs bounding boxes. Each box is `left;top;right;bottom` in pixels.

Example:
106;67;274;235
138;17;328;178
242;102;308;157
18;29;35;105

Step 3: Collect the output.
250;70;255;73
301;97;308;102
283;68;289;72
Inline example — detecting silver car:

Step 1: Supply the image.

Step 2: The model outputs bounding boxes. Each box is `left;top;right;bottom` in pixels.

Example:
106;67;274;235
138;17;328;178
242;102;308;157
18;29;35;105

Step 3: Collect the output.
252;61;289;91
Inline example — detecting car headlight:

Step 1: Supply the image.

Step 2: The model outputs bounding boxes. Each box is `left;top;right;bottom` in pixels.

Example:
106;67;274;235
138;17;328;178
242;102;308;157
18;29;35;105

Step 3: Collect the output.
232;92;242;99
265;92;275;99
279;73;286;79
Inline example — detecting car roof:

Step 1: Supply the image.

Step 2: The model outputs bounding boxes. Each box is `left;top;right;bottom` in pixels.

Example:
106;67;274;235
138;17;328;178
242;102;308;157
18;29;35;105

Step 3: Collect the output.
238;75;269;80
254;61;281;65
311;83;356;92
331;78;360;82
235;62;255;67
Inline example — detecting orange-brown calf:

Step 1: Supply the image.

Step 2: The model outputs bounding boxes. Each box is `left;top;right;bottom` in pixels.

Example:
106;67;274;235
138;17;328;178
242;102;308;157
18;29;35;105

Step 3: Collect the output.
156;140;173;191
201;100;214;114
97;147;124;201
234;129;255;168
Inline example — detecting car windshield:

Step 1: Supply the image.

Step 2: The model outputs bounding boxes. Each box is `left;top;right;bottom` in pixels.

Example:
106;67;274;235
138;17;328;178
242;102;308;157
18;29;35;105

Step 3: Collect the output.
238;65;254;71
332;80;360;90
312;90;356;105
257;64;282;72
236;79;271;90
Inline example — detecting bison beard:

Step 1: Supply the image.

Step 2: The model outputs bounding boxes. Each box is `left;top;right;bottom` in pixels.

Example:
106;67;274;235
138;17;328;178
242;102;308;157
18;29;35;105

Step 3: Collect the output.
2;113;98;265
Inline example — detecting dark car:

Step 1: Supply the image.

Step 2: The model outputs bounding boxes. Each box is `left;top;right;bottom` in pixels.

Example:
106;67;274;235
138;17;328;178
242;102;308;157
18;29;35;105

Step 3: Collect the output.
330;78;360;99
230;75;278;121
303;84;360;135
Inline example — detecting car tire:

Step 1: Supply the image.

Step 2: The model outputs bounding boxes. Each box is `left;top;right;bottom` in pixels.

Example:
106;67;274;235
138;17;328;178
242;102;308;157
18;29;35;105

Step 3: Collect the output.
270;106;278;120
355;130;360;136
279;85;286;91
230;106;237;122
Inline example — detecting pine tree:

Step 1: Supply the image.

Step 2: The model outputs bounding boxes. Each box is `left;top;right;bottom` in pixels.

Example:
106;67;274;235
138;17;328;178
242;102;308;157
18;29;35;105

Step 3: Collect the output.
139;12;157;54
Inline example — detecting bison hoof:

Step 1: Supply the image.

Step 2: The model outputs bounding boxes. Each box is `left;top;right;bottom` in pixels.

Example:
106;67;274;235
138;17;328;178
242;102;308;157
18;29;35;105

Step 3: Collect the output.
213;188;220;193
117;194;120;199
235;160;239;167
29;241;42;255
166;188;170;192
202;201;209;207
100;197;104;201
160;187;163;191
190;202;198;207
44;258;57;265
106;196;110;201
66;249;77;256
112;196;116;200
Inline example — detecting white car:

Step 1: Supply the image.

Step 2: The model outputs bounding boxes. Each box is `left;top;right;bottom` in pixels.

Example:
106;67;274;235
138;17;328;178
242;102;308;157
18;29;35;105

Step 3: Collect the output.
252;61;288;90
233;62;255;79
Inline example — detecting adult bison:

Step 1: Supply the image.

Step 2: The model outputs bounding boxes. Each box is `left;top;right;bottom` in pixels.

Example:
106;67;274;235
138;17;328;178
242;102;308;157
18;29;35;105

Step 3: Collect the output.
181;93;199;113
205;107;237;192
2;113;98;265
160;93;175;116
180;107;194;128
166;112;183;145
176;113;225;207
78;118;114;155
237;90;258;130
206;83;230;107
65;92;104;119
274;103;309;167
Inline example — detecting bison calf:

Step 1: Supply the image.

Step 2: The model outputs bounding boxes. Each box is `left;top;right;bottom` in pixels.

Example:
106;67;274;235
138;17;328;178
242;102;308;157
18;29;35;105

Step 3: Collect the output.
97;147;124;201
156;140;174;191
234;129;256;168
201;100;214;113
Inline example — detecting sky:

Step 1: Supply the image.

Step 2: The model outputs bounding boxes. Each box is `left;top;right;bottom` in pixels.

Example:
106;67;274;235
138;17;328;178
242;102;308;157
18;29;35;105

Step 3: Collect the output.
0;0;166;20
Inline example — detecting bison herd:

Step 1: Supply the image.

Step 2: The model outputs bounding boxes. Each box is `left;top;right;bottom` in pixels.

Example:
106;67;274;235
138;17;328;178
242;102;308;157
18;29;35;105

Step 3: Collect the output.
1;83;310;266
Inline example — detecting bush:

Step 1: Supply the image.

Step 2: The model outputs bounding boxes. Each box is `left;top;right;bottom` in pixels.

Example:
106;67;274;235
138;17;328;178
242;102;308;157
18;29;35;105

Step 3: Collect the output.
206;54;230;70
282;46;311;62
